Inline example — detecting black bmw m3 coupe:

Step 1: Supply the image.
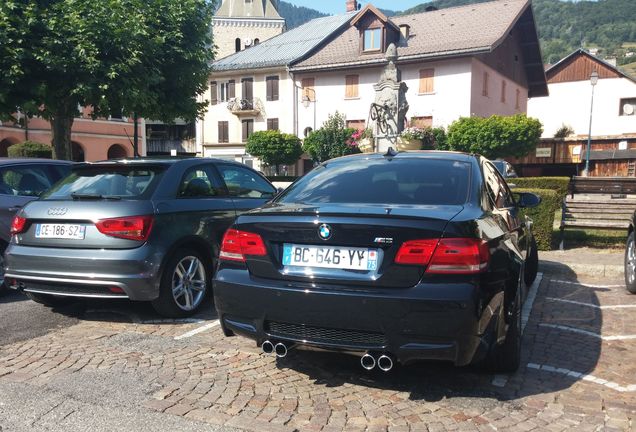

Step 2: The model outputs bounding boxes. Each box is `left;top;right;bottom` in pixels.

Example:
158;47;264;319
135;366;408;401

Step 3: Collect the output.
213;151;540;372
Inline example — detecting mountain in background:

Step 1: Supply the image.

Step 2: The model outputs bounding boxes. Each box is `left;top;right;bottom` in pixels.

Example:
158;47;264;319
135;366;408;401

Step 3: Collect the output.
277;0;636;76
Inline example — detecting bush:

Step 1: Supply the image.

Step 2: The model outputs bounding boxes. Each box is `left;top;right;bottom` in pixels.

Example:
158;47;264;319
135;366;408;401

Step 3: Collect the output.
554;124;574;139
446;114;543;159
302;112;359;163
514;188;561;251
246;130;303;175
512;177;570;201
7;141;52;158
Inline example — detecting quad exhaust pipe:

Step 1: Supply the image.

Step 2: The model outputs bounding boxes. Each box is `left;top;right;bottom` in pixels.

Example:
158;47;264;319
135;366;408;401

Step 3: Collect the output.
361;352;394;372
261;340;289;358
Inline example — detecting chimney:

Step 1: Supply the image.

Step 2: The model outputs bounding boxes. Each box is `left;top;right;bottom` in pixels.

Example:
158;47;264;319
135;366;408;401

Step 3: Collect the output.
346;0;358;12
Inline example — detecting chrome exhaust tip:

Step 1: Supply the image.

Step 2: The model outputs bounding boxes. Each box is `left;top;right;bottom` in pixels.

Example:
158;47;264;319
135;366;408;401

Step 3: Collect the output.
261;340;274;354
377;354;393;372
274;342;288;358
360;353;376;370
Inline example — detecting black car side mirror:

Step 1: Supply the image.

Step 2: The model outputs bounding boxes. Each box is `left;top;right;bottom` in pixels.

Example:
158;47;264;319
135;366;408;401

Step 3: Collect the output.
514;192;541;208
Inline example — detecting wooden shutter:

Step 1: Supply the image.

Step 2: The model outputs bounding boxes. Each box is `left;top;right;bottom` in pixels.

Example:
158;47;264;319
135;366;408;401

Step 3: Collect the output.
218;121;228;143
267;118;279;130
345;75;359;99
301;78;315;101
418;69;434;94
242;78;253;101
210;81;218;105
228;80;235;99
501;80;507;103
242;120;253;142
482;72;489;97
267;76;279;101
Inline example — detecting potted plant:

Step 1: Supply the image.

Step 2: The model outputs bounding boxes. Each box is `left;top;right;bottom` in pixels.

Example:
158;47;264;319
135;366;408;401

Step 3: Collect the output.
351;128;374;153
397;127;427;150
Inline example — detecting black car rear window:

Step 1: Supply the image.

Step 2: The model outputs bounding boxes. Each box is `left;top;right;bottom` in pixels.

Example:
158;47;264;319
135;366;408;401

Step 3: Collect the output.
41;165;166;200
278;158;472;205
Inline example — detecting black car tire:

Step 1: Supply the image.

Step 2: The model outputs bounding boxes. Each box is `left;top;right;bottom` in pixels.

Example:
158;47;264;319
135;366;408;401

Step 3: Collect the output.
0;241;6;292
524;237;539;287
625;232;636;294
152;248;210;318
26;292;74;307
486;288;522;373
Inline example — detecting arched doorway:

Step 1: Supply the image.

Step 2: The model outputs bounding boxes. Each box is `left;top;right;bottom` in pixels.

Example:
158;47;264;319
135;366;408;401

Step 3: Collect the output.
72;142;85;162
107;144;128;159
0;138;19;157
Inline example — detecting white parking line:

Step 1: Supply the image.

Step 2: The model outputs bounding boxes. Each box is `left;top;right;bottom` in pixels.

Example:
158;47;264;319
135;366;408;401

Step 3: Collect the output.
174;320;220;340
547;279;624;289
526;363;636;392
546;297;636;310
491;272;543;388
141;318;205;325
538;323;636;341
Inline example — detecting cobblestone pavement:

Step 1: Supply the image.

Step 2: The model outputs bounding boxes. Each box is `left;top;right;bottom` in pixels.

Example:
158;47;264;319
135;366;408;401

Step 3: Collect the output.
1;262;635;431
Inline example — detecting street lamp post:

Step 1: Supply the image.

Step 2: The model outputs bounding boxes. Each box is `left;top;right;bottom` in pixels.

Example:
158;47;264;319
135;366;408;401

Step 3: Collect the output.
584;70;599;176
302;88;317;132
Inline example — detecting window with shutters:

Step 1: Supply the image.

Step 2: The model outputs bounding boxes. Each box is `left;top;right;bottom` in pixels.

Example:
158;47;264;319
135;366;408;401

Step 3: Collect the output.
301;78;315;101
345;75;359;99
210;81;218;105
267;118;279;130
242;78;253;103
418;69;434;94
501;80;507;103
515;89;521;110
410;116;433;128
219;80;235;102
266;76;279;101
482;72;489;97
363;28;382;52
242;119;254;142
218;121;229;143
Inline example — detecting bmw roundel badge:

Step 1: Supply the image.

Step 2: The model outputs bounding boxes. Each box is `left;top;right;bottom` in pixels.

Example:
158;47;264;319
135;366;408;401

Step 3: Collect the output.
318;224;332;240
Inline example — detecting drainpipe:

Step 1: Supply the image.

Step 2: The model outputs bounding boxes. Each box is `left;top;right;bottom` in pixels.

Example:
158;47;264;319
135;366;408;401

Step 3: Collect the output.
289;68;298;138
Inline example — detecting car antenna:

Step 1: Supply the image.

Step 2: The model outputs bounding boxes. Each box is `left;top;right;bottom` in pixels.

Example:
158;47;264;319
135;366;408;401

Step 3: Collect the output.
383;147;398;159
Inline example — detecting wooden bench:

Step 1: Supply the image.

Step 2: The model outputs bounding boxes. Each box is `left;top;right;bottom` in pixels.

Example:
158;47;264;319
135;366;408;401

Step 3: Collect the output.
559;177;636;249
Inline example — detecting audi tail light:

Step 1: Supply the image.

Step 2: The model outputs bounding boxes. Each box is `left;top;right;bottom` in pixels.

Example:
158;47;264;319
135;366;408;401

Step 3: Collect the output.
220;229;267;262
95;215;154;241
10;215;28;235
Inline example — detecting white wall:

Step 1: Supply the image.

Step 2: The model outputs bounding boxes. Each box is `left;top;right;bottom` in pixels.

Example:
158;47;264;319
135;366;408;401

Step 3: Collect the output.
296;58;477;133
470;58;528;118
528;77;636;138
201;67;294;163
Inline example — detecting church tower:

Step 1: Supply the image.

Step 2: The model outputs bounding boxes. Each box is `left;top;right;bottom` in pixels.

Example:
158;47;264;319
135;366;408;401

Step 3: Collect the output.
213;0;286;60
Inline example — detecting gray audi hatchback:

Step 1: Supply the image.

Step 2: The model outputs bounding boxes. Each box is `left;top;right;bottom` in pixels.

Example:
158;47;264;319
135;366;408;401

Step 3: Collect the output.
4;158;276;317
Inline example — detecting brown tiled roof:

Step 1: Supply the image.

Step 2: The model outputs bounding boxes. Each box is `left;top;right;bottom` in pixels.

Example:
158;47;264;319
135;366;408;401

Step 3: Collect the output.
291;0;531;71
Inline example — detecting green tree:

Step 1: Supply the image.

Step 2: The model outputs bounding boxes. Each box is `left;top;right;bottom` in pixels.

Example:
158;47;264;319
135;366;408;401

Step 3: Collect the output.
0;0;215;160
246;130;303;175
302;112;359;163
446;114;543;159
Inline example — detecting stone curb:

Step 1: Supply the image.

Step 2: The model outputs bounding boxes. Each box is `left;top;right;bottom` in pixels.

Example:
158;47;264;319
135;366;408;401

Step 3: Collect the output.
540;259;624;278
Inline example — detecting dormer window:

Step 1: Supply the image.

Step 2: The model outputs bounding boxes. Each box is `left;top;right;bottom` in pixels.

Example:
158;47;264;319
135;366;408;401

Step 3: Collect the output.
364;28;382;52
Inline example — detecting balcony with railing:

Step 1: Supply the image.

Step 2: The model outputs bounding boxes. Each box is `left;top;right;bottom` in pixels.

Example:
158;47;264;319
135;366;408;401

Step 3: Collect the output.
227;98;264;117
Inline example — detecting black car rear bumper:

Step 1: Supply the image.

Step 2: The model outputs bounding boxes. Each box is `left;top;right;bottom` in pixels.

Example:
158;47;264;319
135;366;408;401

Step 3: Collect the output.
214;269;501;366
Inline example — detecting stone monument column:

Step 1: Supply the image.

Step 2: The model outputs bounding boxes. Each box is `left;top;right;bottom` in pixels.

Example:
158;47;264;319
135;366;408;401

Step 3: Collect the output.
370;43;409;152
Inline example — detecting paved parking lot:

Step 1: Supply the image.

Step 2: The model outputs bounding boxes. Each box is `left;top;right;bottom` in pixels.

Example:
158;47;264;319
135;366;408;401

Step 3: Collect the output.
1;260;635;431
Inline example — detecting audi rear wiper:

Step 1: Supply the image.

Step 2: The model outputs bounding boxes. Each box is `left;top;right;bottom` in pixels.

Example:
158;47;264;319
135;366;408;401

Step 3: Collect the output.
71;193;122;201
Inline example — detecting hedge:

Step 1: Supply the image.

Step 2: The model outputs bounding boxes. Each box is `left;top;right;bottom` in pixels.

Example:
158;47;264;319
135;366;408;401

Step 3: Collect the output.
7;141;52;159
514;187;561;251
512;177;570;201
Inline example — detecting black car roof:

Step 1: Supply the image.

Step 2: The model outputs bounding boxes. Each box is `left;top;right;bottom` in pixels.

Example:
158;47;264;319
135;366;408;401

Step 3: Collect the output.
327;150;479;164
0;158;74;166
78;157;246;168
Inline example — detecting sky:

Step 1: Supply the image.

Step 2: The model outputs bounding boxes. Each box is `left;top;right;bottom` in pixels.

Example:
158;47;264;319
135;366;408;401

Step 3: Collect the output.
283;0;428;14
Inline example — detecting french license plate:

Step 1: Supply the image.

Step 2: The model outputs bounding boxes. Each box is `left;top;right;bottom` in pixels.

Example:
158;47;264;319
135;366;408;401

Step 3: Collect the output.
282;244;378;271
35;224;86;240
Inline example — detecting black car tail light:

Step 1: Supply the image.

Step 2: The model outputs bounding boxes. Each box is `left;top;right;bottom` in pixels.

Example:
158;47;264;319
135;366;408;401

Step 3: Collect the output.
220;229;267;262
394;239;438;265
426;238;490;274
95;215;154;241
10;215;28;235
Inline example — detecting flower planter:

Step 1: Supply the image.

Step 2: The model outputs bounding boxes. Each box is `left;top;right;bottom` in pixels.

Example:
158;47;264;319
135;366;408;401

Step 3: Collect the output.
396;137;422;151
358;138;374;153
